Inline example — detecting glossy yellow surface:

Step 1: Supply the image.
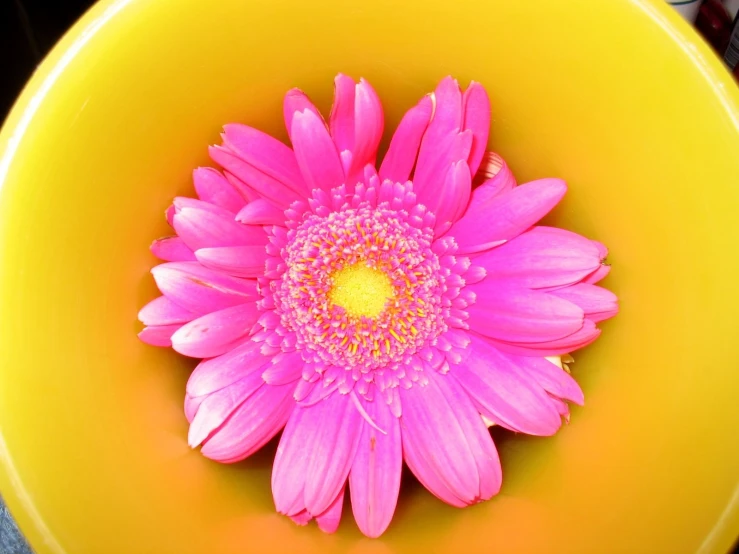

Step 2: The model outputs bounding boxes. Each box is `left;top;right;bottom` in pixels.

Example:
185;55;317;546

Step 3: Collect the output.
1;0;738;552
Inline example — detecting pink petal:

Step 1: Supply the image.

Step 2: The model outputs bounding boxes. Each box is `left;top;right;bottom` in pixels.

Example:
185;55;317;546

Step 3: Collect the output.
200;383;294;463
584;263;611;284
429;160;471;232
209;146;303;207
328;75;384;176
272;408;313;515
415;131;473;207
171;302;261;358
289;510;312;526
489;318;601;357
184;393;205;423
303;394;363;515
350;78;384;176
173;205;268;251
452;335;563;435
473;151;517;189
329;74;356;157
548;395;571;420
549;283;618;322
593;240;608;259
223;171;261;203
379;94;434;183
221;124;307;194
272;392;362;516
283;88;323;142
296;379;338;406
474;226;602;289
315;486;345;534
165;204;175;227
186;339;269;397
188;370;265;447
235;199;285;225
350;396;401;538
462;82;491;176
508;354;584;405
151;236;196;262
413;77;466;193
138;324;182;347
151;262;258;314
466;281;585;343
418;77;463;156
462;178;512;222
292;378;315;402
400;369;502;506
262;351;304;385
171;195;231;214
195;245;268;278
449;178;567;255
291;109;345;193
340;151;354;181
138;295;197;326
192;167;246;213
400;429;465;507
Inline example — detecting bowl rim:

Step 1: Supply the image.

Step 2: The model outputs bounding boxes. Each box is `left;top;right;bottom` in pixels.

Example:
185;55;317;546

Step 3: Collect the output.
0;0;738;552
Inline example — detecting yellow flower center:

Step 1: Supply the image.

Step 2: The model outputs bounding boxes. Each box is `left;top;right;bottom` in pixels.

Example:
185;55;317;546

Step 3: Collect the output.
328;262;395;318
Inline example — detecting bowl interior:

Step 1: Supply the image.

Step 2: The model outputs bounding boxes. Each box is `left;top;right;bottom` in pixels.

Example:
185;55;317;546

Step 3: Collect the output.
1;0;739;552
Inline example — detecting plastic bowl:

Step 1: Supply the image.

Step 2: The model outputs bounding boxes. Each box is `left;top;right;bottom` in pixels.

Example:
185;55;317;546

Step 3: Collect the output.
1;0;738;552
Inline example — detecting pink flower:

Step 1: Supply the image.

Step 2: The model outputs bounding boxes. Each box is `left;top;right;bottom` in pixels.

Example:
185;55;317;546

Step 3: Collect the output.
139;75;617;537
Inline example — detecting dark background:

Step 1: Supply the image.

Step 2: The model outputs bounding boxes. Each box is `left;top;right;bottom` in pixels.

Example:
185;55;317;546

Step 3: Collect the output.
0;1;737;553
1;0;95;123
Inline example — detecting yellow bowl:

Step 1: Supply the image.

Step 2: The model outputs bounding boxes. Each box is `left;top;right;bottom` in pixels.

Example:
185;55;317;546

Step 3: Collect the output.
1;0;738;552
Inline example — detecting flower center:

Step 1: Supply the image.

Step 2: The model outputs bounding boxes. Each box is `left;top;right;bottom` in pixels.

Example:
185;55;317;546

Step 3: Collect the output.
258;182;483;396
328;262;394;319
272;201;447;372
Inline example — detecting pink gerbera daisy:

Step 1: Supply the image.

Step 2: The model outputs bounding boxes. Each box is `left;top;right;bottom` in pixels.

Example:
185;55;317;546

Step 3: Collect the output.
139;75;617;537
